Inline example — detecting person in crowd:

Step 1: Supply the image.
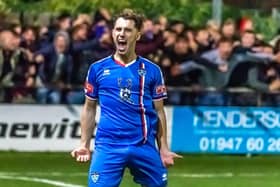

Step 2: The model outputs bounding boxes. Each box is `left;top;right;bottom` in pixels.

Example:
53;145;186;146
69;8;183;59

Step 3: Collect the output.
20;26;39;62
170;20;185;35
233;30;256;54
238;17;254;34
0;29;31;102
34;31;73;104
55;12;72;32
163;35;199;104
2;9;280;106
172;37;234;105
136;18;164;57
221;18;238;41
245;43;280;106
195;27;212;54
89;8;111;40
206;20;221;48
66;22;113;104
225;42;280;106
45;12;72;44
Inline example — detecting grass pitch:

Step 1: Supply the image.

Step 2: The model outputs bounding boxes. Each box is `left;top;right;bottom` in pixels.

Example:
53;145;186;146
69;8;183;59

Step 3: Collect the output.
0;152;280;187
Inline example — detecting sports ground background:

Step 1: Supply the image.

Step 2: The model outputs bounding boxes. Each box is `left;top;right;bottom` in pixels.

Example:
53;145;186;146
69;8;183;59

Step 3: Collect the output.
1;152;280;187
1;105;280;186
1;0;280;186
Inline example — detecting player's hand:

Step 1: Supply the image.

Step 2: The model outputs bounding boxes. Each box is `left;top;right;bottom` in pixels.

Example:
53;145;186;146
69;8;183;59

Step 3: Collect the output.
160;148;182;168
71;147;91;162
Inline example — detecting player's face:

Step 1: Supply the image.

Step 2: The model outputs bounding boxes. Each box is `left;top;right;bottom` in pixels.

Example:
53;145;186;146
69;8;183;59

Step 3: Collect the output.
112;17;141;56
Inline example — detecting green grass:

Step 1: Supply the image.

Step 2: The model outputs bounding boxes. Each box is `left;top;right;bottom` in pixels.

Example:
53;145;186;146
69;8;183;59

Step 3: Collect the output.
0;152;280;187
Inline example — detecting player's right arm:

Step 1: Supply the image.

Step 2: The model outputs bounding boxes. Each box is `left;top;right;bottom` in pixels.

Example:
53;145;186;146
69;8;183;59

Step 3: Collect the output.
71;97;97;162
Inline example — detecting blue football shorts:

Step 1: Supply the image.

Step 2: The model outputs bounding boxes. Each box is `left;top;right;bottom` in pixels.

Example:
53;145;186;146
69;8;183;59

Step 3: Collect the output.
88;142;167;187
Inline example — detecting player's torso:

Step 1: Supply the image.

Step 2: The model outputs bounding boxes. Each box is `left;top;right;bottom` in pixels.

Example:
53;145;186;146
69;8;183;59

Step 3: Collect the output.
95;57;153;108
92;57;158;145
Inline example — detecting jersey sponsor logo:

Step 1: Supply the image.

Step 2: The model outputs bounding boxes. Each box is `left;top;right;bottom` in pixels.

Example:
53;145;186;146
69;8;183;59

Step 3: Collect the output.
102;69;110;76
162;173;167;181
91;172;99;183
85;82;94;93
156;85;166;95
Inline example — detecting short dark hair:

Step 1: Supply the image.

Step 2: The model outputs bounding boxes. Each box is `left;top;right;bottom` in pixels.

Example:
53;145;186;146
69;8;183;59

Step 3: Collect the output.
57;12;71;21
223;18;235;26
242;29;255;36
113;9;144;30
218;37;233;45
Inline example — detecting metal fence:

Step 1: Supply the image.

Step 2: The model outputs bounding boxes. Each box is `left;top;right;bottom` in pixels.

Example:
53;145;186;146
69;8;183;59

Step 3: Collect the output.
1;86;278;106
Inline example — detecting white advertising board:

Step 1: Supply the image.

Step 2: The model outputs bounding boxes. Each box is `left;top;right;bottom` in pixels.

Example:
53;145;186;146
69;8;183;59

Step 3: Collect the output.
0;105;172;151
0;105;90;151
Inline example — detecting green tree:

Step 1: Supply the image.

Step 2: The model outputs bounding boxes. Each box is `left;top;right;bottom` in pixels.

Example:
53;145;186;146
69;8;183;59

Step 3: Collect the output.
0;0;277;40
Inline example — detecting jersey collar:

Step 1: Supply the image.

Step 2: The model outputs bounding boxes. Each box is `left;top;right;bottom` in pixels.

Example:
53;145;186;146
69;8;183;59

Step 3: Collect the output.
112;55;139;67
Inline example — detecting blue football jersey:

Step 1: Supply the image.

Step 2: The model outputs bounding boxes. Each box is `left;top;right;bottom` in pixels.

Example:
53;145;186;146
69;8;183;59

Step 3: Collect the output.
85;56;167;145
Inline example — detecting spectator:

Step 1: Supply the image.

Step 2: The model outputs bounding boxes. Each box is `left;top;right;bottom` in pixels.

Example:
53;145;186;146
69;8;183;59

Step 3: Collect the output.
20;26;39;62
136;18;164;57
1;10;280;106
246;44;280;106
34;31;73;104
158;15;168;31
66;23;112;104
233;30;256;54
184;26;198;53
37;25;51;49
165;35;196;104
90;8;111;40
238;17;254;33
170;20;185;35
167;35;193;86
174;37;234;105
206;20;221;48
195;28;212;54
0;29;30;102
221;18;237;41
46;12;72;44
55;12;72;32
72;14;92;27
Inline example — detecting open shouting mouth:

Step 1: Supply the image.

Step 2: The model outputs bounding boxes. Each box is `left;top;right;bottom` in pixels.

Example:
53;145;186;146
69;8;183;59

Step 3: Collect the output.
117;39;128;53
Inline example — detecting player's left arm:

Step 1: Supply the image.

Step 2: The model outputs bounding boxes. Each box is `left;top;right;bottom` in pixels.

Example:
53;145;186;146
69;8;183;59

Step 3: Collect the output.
154;99;182;167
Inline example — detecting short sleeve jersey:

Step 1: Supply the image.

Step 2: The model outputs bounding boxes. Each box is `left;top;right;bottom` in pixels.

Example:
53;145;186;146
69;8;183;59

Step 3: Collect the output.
85;56;167;145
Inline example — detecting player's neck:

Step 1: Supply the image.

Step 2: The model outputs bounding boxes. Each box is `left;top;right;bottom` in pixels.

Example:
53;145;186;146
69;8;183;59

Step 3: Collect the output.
114;53;137;65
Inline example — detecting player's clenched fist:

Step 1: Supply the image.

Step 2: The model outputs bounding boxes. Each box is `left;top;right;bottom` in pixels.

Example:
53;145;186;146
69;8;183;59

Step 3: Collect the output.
71;147;91;162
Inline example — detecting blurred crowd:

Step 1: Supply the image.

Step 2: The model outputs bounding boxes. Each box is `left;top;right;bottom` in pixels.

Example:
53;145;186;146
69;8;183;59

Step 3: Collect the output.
1;8;280;106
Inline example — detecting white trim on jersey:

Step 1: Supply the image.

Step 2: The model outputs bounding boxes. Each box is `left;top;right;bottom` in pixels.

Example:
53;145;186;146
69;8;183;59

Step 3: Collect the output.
139;62;148;142
152;96;168;101
124;59;136;67
85;95;98;100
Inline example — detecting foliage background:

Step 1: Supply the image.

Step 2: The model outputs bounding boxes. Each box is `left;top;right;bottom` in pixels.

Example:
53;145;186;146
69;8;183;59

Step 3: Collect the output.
0;0;279;40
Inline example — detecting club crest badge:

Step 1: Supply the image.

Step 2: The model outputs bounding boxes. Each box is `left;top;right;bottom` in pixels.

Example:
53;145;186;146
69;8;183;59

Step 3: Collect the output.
91;172;99;183
118;78;134;104
138;69;146;76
